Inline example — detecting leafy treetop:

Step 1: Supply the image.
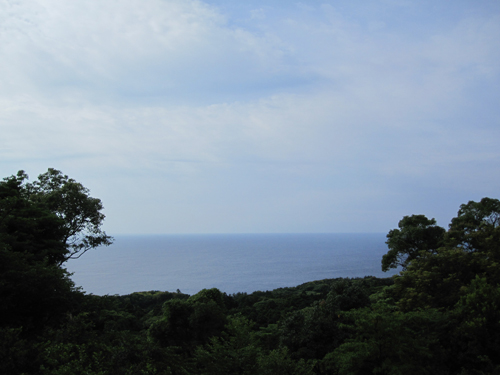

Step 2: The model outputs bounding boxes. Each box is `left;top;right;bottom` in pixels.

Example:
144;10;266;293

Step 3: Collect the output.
4;168;113;264
382;214;445;272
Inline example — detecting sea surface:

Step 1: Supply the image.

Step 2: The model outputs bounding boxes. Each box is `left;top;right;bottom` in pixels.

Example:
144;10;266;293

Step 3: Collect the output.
65;233;399;296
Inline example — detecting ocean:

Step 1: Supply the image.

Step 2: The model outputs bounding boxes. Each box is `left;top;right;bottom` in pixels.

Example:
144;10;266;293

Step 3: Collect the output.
64;233;399;296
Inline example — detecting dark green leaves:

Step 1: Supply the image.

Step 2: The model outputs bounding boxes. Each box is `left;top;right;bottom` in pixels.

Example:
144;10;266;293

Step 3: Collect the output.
25;168;113;263
448;197;500;252
382;215;445;272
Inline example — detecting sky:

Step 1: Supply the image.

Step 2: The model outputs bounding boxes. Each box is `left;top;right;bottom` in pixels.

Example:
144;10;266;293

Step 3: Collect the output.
1;0;499;235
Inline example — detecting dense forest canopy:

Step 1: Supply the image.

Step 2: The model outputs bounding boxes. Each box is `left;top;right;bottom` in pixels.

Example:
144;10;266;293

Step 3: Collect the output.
1;169;499;374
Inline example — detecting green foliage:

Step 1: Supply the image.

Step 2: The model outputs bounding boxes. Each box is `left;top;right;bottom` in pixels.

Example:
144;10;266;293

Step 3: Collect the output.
279;299;347;361
382;215;445;272
188;288;226;308
230;277;391;327
194;315;260;375
385;201;500;313
0;171;67;265
195;315;315;375
389;247;481;311
332;302;449;375
0;327;30;375
2;172;498;375
39;342;108;375
326;278;371;311
257;347;315;375
148;288;228;352
456;275;500;330
447;197;500;252
450;276;500;373
1;168;112;265
0;246;79;330
376;197;500;373
0;169;109;373
25;168;113;263
0;187;80;331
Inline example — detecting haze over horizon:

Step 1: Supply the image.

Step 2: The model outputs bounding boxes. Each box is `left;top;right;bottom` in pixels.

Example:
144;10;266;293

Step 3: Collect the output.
1;0;499;235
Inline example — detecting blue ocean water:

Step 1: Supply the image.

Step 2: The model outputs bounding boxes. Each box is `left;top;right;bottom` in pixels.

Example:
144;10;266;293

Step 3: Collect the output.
65;233;398;296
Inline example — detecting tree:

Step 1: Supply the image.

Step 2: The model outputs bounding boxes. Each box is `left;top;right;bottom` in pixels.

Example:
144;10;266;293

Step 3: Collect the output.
331;302;449;375
0;169;111;373
25;168;113;264
388;247;482;311
148;288;228;352
447;197;500;253
380;198;500;373
194;315;261;375
0;171;67;265
0;172;81;331
382;215;445;272
0;168;112;328
451;275;500;373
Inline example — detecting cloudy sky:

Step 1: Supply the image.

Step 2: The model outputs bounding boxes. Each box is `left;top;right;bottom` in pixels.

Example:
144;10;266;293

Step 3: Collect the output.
1;0;499;234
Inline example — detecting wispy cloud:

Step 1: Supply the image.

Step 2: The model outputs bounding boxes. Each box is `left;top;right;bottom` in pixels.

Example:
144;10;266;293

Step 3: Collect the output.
1;0;499;233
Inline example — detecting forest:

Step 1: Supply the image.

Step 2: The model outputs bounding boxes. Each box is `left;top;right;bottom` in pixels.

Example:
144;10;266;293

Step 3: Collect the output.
1;169;499;374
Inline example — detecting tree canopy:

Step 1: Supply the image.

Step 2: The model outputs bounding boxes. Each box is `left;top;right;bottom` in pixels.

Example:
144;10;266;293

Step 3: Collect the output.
447;197;500;252
2;181;499;374
0;171;67;265
0;170;87;336
381;214;445;272
6;168;113;264
382;198;500;273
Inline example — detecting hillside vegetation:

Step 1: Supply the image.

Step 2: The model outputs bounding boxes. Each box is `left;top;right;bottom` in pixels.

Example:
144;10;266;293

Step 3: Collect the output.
1;169;499;374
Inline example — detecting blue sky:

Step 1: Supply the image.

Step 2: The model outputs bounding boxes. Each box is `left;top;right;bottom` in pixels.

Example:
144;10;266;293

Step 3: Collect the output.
1;0;499;234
